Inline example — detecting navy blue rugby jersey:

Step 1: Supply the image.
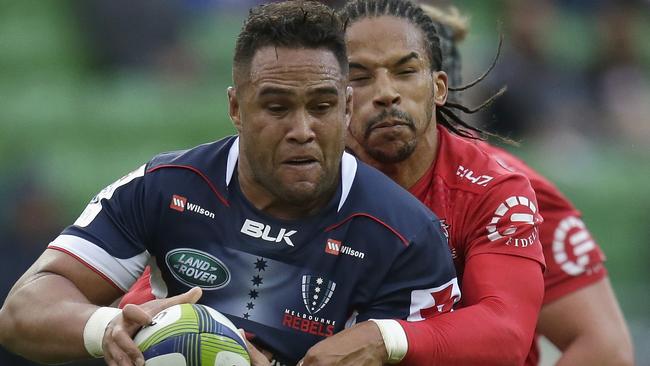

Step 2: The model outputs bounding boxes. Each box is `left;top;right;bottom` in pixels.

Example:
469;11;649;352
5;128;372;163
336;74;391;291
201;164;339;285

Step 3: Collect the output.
49;136;459;364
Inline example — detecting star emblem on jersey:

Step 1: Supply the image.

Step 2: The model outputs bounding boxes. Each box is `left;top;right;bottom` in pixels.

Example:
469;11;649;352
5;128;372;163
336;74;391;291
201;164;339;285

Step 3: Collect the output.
486;196;539;247
301;275;336;315
244;257;268;320
254;258;268;271
251;275;263;287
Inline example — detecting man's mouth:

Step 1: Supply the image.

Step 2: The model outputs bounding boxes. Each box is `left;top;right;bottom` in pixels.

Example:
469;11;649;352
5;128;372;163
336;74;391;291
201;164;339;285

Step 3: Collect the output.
283;156;319;166
370;119;411;132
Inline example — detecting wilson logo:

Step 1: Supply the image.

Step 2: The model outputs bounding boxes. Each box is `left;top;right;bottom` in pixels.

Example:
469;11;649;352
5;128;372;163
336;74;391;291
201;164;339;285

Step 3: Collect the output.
324;239;365;259
169;195;215;219
325;239;341;255
165;248;230;289
170;195;186;212
241;219;297;247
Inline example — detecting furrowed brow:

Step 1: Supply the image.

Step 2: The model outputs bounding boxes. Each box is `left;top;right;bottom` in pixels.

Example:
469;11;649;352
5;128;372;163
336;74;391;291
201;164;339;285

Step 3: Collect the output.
258;86;294;97
307;86;339;97
394;52;419;67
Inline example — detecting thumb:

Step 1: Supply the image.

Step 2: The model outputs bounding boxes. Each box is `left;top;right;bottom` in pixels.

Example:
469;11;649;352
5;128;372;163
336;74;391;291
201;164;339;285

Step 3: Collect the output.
122;304;154;327
161;287;203;308
141;287;204;320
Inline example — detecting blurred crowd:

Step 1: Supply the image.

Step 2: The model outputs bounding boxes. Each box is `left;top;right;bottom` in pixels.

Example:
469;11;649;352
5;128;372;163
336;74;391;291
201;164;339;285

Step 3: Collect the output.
1;0;648;364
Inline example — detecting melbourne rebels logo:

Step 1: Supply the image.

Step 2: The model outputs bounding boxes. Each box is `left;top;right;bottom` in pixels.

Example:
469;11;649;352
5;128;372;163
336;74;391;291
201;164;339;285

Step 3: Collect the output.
486;196;540;247
301;275;336;315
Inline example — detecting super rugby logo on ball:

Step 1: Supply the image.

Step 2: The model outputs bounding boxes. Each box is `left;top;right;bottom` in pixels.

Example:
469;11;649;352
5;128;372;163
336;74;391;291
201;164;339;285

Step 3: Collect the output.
166;248;230;289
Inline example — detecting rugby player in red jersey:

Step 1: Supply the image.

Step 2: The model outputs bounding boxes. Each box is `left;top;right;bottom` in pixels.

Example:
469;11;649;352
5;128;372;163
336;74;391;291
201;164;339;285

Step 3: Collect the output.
121;1;633;365
297;1;631;365
420;5;633;365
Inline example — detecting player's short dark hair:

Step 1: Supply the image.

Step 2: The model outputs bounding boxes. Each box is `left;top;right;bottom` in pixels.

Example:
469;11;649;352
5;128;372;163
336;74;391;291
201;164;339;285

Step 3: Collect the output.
233;1;347;85
340;0;513;144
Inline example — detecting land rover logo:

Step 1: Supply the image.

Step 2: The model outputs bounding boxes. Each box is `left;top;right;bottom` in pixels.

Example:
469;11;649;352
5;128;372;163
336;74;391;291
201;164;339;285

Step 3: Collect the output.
165;248;230;290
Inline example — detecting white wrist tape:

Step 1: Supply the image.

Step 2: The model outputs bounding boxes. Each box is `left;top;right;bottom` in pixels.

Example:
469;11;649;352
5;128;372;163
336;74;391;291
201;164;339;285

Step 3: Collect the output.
83;307;122;358
369;319;409;364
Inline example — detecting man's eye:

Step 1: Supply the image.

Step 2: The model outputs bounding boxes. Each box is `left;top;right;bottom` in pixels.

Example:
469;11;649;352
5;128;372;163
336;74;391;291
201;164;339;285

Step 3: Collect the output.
398;69;416;75
350;76;370;82
313;103;332;113
267;105;287;113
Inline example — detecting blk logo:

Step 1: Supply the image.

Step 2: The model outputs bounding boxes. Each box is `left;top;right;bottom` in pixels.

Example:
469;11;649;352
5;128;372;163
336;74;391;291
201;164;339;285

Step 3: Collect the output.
170;195;187;212
241;219;297;247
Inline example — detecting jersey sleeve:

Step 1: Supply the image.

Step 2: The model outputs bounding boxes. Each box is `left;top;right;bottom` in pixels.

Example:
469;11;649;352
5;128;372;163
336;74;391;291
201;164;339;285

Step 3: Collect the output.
537;206;607;304
356;220;460;322
463;174;545;268
397;253;544;365
48;164;152;292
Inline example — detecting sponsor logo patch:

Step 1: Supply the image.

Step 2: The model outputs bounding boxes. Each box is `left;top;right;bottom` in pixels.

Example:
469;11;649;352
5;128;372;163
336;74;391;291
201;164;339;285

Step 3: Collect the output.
170;195;186;212
324;239;365;259
169;195;215;219
165;248;230;289
240;219;297;247
486;196;540;247
553;216;598;276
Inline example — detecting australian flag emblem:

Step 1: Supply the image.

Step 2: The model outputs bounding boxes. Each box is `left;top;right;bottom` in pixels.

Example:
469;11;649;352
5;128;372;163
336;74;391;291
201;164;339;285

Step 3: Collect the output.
301;275;336;315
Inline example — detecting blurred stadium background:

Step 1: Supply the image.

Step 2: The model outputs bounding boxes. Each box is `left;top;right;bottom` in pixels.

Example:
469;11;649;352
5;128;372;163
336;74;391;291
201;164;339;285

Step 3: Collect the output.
0;0;648;365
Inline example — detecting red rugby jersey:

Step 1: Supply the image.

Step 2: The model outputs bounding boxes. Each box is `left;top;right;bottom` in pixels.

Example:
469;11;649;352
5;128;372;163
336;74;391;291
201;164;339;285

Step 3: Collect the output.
399;126;546;365
478;140;607;365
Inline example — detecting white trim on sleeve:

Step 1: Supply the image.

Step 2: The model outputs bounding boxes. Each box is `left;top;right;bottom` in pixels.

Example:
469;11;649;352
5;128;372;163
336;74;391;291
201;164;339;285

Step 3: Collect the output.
49;234;150;292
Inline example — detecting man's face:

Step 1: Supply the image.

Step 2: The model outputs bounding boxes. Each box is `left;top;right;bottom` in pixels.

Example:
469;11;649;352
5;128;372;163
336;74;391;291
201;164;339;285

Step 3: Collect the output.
345;16;438;164
229;47;351;205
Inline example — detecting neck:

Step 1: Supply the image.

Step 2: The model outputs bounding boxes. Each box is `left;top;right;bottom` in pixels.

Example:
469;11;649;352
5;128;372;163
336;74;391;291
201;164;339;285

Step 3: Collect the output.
237;160;337;221
360;122;438;190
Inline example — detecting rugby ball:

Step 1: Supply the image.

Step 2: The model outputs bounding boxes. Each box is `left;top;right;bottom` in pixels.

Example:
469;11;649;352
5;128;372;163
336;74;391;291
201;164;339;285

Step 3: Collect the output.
134;303;250;366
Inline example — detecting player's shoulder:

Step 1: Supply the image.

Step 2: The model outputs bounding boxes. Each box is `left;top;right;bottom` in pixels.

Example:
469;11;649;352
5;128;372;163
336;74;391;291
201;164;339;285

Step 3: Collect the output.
476;140;576;210
436;127;532;196
147;135;237;173
344;155;441;240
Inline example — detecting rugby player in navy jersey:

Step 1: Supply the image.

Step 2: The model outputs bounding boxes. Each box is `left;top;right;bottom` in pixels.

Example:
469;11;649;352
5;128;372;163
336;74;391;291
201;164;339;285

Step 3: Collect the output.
0;2;459;366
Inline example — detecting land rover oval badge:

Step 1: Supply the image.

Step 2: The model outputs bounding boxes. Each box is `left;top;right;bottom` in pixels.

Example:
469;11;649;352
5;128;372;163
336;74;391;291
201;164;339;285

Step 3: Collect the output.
165;248;230;289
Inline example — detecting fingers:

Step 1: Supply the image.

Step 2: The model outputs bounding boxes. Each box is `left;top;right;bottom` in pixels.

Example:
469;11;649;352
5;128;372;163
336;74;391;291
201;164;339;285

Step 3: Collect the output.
103;315;145;366
113;328;145;366
239;329;271;366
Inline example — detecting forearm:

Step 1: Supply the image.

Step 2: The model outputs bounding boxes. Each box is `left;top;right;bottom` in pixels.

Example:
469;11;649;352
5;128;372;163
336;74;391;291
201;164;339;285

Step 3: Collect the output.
0;272;100;363
538;278;635;366
399;254;544;365
555;334;633;366
398;299;536;365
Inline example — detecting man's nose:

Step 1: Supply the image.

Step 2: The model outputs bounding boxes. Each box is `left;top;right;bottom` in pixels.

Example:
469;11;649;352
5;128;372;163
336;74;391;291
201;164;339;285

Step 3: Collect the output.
286;110;316;144
373;72;401;108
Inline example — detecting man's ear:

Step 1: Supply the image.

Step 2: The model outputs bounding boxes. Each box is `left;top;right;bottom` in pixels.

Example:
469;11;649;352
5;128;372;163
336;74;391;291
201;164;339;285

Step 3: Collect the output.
345;86;353;128
227;87;242;132
433;71;448;107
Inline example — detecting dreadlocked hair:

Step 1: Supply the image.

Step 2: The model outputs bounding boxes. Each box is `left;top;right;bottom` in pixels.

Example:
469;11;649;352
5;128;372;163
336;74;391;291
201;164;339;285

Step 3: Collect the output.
341;0;515;145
